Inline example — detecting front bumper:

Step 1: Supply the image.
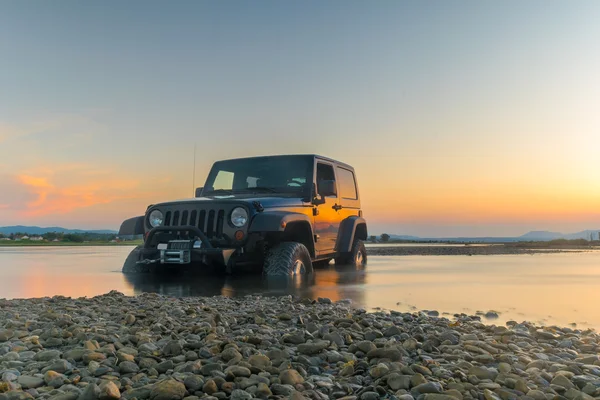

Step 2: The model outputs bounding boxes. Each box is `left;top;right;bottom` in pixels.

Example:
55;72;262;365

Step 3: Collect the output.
139;226;236;266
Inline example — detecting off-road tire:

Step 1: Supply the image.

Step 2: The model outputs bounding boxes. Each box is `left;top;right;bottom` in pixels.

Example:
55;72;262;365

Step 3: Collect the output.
263;242;314;276
335;239;367;269
122;246;143;273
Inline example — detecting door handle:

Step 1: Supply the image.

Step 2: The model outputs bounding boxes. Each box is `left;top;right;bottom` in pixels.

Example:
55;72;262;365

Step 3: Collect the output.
332;204;343;211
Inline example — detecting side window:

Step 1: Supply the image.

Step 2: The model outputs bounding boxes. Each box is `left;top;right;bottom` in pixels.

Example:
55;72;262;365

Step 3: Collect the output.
213;171;234;190
316;163;336;196
336;167;358;200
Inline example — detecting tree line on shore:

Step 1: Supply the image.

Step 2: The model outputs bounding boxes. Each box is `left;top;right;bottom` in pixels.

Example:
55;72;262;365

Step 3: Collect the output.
0;231;118;243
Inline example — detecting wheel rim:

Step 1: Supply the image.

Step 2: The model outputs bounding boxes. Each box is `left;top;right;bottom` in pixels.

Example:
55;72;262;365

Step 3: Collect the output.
293;259;306;275
355;251;365;266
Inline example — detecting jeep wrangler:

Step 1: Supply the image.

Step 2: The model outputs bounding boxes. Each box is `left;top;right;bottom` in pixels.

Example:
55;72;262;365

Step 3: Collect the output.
118;154;368;276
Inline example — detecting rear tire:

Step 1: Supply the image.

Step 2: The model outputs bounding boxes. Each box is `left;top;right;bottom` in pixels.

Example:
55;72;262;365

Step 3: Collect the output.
263;242;314;276
335;239;367;269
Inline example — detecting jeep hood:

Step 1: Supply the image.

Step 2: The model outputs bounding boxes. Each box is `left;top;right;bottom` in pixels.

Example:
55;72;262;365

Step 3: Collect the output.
152;195;308;209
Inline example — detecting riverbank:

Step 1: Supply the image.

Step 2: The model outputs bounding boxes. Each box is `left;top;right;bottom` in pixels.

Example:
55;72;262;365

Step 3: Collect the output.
1;292;599;400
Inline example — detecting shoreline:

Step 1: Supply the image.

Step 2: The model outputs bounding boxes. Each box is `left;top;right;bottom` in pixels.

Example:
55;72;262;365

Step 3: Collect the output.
1;291;599;400
365;244;596;256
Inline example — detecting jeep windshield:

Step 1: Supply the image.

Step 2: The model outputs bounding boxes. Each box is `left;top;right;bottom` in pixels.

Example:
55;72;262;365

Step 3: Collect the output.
203;156;314;196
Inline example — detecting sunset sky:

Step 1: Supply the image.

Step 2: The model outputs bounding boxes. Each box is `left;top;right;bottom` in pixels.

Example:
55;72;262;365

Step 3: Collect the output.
1;1;599;237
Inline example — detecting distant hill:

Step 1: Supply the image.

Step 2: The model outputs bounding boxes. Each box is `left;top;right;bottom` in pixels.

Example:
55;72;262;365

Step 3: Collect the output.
519;230;600;241
375;229;600;243
518;231;564;240
0;226;117;235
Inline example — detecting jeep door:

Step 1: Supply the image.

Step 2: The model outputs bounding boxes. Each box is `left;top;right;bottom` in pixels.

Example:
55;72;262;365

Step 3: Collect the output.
313;161;341;255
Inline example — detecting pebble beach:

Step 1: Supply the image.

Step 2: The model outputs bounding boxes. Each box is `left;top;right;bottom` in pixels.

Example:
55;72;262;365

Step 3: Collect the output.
1;291;599;400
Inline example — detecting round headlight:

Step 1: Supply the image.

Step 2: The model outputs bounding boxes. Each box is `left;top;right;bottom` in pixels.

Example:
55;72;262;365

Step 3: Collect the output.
148;210;164;227
231;207;248;227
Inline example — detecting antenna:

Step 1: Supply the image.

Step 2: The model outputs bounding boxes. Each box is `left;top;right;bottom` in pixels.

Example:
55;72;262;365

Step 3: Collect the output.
192;143;197;196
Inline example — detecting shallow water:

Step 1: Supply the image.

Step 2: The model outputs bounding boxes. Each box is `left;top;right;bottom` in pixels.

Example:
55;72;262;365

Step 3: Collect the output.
1;246;599;330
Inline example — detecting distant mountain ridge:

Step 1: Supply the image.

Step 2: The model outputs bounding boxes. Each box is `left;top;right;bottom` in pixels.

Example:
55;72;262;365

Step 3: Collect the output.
0;226;117;235
385;229;600;242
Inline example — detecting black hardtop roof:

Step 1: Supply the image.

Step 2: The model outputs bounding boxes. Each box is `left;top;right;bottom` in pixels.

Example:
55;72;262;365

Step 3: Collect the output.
213;154;354;170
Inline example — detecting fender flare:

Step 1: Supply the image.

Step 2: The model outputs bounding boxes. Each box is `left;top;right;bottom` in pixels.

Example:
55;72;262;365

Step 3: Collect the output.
249;211;312;233
118;216;145;236
335;216;368;253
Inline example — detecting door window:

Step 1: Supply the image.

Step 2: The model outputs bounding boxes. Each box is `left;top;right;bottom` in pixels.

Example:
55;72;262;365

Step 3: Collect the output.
316;163;336;196
336;167;358;200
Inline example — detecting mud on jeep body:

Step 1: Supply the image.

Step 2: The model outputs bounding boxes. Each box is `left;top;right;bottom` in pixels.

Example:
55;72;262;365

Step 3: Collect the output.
118;154;368;276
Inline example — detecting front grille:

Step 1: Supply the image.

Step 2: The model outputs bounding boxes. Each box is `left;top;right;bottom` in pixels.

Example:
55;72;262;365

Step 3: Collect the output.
164;207;226;239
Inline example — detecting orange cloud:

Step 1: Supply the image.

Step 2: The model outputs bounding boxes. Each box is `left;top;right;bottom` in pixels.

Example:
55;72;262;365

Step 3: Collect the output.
15;169;142;218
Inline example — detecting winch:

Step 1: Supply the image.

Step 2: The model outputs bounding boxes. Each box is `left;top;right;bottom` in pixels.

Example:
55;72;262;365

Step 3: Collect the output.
159;239;201;264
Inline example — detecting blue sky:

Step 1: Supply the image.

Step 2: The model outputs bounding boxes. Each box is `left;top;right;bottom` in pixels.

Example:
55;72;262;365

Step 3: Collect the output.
1;1;599;236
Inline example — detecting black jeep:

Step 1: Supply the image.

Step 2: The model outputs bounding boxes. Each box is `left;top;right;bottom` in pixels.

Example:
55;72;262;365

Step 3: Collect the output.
118;154;368;276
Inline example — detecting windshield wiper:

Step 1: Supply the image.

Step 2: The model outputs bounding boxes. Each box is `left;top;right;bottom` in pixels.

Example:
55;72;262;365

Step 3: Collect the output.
204;189;234;195
246;187;279;193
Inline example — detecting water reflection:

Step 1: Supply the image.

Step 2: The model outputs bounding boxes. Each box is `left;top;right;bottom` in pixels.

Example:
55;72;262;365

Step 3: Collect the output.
121;265;367;304
2;246;600;330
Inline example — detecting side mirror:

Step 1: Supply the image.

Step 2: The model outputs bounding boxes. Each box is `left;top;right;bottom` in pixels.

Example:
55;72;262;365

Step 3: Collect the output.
195;187;204;197
318;180;337;197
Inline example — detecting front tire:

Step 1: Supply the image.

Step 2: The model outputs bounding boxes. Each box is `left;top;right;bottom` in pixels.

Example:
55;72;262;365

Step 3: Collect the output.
335;239;367;269
122;246;143;273
263;242;314;276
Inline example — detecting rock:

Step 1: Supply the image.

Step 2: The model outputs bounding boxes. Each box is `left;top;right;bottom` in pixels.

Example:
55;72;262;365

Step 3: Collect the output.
387;373;411;390
385;326;403;337
370;363;390;378
184;375;204;392
324;332;344;346
551;375;576;389
413;382;443;394
78;383;101;400
256;382;272;397
403;338;419;351
203;379;218;395
340;364;354;376
411;373;428;387
283;333;306;344
297;340;330;355
117;360;139;374
468;366;498;381
150;379;187;400
498;363;512;374
230;389;252;400
82;352;106;364
367;348;403;361
221;347;242;361
225;366;251;378
355;341;377;354
0;330;14;342
34;350;61;361
361;392;380;400
270;384;295;396
280;369;304;385
99;381;121;400
248;354;271;369
16;376;44;389
156;360;174;374
44;370;65;388
162;341;183;357
424;395;460;400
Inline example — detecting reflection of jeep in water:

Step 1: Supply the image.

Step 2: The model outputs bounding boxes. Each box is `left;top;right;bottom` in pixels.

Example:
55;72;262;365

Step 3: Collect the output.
118;154;368;276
